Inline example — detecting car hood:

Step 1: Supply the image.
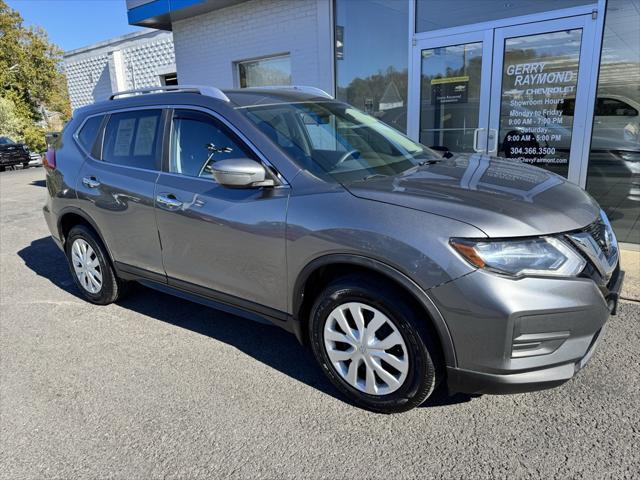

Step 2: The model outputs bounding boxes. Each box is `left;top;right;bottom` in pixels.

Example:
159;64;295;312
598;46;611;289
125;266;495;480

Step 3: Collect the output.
0;142;27;151
344;154;600;237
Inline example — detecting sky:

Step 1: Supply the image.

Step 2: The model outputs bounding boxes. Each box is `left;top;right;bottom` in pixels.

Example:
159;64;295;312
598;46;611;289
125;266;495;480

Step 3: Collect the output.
7;0;143;52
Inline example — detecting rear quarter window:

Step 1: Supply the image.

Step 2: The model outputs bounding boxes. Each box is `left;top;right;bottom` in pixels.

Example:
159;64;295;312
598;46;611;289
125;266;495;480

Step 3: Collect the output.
76;115;104;153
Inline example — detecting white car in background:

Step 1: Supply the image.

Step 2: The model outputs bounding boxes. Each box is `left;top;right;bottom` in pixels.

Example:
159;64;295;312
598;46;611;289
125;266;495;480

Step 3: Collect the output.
560;94;640;153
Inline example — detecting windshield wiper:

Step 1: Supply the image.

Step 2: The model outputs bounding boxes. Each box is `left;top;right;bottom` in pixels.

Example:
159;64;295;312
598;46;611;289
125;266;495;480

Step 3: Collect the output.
417;159;443;166
362;173;388;181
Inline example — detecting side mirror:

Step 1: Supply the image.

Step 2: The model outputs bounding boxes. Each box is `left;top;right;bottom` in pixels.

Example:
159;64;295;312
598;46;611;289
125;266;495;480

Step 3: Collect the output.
211;159;275;188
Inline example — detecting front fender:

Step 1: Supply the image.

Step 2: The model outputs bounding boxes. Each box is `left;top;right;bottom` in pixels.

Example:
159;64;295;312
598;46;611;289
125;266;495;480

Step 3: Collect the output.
286;191;486;367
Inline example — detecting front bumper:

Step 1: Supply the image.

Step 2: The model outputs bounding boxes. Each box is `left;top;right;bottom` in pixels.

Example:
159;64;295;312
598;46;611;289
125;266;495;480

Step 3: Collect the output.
0;151;31;166
429;266;624;395
447;323;606;394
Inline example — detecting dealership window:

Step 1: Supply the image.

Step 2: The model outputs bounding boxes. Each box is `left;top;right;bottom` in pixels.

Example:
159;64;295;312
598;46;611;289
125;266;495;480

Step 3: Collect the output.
334;0;408;132
160;72;178;86
237;55;291;88
415;0;592;32
586;0;640;245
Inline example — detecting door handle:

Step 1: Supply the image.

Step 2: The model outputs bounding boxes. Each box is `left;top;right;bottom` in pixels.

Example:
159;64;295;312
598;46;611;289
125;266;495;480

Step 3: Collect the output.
473;128;486;153
82;176;100;188
156;194;183;209
488;129;499;154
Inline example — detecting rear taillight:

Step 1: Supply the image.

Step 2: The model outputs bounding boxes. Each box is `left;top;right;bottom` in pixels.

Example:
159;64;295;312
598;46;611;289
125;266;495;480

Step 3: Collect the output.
43;147;56;169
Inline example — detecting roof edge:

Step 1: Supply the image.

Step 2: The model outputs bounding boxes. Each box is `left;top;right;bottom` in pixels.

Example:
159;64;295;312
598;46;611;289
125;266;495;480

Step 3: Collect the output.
127;0;249;30
63;28;170;58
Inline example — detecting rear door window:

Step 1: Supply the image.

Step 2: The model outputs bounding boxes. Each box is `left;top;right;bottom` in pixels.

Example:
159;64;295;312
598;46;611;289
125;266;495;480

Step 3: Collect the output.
76;115;104;153
102;110;163;169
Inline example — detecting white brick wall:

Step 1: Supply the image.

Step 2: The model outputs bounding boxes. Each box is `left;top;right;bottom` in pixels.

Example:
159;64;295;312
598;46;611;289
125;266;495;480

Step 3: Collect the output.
64;30;176;111
172;0;333;93
122;36;175;89
64;54;112;110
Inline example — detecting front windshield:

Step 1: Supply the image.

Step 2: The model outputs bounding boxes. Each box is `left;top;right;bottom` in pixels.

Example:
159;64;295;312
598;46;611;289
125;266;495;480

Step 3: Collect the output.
240;101;441;183
0;137;13;145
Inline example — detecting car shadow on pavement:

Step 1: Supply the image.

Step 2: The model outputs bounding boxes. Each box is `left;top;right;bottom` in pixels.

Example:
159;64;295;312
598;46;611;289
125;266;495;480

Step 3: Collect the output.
29;179;46;187
18;236;475;410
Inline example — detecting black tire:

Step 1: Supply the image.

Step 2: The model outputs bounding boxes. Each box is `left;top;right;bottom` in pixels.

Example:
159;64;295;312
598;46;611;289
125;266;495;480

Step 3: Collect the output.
22;162;30;169
0;166;5;172
65;225;127;305
309;275;441;413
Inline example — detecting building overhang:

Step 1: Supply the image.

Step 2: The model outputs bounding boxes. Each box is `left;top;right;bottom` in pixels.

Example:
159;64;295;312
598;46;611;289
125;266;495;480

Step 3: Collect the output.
127;0;249;30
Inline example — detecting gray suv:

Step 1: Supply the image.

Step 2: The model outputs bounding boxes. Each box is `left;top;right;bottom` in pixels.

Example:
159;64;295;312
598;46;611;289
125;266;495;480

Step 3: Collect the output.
43;85;624;413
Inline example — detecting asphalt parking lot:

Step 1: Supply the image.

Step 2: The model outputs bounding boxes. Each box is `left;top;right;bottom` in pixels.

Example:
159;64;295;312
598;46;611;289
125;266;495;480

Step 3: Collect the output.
1;167;639;479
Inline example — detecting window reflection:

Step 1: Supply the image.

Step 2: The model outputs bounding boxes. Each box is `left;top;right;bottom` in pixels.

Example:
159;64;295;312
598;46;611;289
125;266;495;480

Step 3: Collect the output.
497;29;582;178
335;0;408;132
419;43;483;153
237;55;291;88
586;0;640;244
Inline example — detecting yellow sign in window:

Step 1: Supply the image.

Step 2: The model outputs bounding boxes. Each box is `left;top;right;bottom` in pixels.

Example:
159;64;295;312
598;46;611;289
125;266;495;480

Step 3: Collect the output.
430;75;470;85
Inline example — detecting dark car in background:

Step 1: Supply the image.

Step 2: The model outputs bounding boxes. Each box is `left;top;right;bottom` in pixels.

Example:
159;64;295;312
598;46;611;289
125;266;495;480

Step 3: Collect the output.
0;136;33;171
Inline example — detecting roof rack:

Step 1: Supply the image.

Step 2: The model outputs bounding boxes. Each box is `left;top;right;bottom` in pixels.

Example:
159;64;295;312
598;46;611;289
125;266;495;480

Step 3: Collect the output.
246;85;333;99
108;85;230;102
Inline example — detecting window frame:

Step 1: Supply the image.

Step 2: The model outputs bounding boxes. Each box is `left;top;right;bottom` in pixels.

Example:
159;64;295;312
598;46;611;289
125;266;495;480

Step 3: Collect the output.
77;105;289;185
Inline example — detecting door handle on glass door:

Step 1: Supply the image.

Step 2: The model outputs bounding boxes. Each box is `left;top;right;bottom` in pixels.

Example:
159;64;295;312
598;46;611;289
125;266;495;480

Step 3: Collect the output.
156;194;183;209
82;176;100;188
488;129;499;154
473;128;486;153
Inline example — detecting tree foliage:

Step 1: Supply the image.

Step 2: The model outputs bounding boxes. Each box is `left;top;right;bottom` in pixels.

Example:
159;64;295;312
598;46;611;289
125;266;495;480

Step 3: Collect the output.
0;0;71;151
0;95;20;138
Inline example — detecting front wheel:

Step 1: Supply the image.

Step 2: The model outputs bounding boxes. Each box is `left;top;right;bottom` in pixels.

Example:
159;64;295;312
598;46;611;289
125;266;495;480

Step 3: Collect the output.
309;275;440;413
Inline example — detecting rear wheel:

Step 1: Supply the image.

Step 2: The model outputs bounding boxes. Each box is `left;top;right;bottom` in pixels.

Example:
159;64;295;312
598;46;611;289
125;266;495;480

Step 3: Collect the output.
65;225;127;304
309;275;440;413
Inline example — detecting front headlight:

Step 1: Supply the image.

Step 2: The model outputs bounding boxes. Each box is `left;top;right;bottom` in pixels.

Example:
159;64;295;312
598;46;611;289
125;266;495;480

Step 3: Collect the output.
450;237;586;278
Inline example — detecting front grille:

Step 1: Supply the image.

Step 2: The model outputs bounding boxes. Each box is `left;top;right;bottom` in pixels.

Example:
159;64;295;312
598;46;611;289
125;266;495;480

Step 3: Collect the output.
583;220;610;256
567;216;619;287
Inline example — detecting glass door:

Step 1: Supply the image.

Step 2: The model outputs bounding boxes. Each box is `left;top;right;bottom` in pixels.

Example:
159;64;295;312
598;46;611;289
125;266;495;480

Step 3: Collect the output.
410;13;599;183
410;31;493;155
488;15;599;181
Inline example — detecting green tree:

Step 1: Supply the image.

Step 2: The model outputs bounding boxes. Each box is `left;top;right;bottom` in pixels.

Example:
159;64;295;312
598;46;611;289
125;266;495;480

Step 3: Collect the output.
0;95;20;138
0;0;70;151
